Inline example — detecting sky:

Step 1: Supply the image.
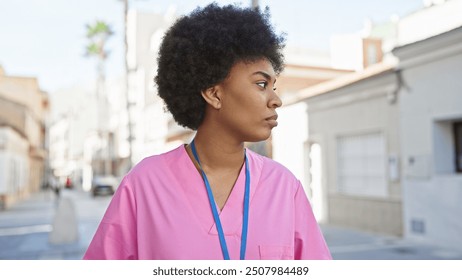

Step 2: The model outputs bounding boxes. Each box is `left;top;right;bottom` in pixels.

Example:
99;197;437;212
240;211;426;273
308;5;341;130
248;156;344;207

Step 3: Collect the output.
0;0;424;93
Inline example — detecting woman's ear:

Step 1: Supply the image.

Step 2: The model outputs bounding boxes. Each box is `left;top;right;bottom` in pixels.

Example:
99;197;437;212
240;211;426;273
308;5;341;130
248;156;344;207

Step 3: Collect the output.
201;85;222;109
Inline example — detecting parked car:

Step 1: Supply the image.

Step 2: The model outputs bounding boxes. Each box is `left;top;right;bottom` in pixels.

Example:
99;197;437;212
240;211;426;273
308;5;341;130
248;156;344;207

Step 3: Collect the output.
91;175;119;197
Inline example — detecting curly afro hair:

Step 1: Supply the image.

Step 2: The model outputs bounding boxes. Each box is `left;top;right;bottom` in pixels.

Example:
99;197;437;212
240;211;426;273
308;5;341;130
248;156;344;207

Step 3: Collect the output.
155;2;286;130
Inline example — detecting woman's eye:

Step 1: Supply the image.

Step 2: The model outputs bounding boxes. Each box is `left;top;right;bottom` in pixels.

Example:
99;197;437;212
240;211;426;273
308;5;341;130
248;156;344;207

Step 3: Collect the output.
256;81;268;89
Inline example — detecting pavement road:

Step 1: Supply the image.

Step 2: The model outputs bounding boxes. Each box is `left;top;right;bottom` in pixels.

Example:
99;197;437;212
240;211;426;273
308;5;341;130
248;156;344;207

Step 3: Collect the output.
0;188;111;259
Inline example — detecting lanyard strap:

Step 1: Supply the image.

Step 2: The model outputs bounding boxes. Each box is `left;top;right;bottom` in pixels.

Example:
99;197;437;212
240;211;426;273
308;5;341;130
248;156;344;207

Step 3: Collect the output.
190;140;250;260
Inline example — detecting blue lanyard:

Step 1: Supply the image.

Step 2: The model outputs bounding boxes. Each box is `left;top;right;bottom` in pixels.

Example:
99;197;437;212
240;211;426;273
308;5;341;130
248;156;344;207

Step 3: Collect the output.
190;140;250;260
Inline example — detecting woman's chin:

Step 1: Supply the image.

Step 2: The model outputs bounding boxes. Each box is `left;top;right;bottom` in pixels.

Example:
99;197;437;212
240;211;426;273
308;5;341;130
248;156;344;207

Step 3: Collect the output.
245;130;272;143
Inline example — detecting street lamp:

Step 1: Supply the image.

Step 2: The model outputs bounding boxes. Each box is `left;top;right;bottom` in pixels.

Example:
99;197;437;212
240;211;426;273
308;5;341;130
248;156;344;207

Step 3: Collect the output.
252;0;259;9
120;0;135;172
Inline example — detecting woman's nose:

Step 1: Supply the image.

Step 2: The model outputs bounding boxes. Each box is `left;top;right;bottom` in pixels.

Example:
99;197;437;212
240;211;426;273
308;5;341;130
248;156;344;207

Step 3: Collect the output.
268;90;282;108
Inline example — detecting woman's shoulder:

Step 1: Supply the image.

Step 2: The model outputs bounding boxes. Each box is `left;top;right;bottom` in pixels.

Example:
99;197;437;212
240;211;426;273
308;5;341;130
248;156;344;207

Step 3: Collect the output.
126;145;185;178
117;145;186;194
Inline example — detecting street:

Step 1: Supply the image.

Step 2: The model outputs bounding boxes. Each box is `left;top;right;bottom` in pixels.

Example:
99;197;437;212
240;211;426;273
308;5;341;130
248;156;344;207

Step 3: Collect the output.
0;189;461;260
0;188;111;259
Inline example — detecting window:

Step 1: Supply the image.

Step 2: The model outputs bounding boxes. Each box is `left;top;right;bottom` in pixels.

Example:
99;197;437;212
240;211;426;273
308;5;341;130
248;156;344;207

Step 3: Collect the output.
367;43;378;65
433;119;462;174
337;132;387;197
455;122;462;173
362;38;382;68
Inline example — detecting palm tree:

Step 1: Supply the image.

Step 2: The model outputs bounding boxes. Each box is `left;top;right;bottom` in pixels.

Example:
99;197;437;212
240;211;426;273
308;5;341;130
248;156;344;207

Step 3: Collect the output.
85;20;114;176
85;20;114;99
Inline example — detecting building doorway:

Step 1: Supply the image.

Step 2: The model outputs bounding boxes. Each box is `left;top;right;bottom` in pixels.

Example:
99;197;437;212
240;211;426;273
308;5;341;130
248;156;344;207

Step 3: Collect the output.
307;142;326;222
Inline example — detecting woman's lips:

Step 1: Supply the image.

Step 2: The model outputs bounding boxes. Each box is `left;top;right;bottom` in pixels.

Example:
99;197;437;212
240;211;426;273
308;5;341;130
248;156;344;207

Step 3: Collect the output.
265;114;278;127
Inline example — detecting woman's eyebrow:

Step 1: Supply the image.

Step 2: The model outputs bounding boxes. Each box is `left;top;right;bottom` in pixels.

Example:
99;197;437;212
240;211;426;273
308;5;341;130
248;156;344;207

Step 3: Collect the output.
252;71;276;83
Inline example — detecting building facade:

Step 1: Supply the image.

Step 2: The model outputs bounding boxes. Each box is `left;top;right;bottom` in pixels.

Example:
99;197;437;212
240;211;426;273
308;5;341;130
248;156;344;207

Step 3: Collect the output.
272;50;353;208
393;25;462;250
0;66;48;209
293;62;403;234
125;8;180;163
282;0;462;246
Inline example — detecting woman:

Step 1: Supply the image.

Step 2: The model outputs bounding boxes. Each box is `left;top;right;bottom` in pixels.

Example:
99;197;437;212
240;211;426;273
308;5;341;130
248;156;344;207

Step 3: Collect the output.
84;3;331;260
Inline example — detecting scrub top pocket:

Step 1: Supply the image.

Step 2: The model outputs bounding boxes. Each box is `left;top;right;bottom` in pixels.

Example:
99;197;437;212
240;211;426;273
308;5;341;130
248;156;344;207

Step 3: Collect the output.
259;245;294;260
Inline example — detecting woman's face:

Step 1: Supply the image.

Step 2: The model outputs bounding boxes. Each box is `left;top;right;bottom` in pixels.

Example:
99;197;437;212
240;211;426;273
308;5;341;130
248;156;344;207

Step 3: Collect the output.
215;58;282;142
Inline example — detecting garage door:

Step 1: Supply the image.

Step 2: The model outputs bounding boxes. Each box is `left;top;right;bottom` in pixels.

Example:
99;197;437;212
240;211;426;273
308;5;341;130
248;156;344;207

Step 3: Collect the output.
337;132;387;197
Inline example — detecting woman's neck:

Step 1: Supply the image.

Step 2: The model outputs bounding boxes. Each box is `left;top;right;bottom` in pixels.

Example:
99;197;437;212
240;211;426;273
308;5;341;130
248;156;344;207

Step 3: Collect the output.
188;126;245;172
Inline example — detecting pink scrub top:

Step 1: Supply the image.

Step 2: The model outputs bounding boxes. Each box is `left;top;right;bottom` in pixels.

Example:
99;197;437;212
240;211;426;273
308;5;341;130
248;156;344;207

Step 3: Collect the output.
83;145;332;260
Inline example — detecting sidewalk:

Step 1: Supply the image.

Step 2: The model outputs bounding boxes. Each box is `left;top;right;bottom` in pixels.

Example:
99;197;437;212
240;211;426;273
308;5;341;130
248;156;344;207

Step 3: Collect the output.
321;224;462;260
0;189;102;260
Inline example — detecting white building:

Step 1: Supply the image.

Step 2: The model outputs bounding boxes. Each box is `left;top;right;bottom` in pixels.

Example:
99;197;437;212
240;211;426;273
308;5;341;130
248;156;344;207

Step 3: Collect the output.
48;83;100;190
393;24;462;249
288;61;402;234
125;7;181;165
280;0;462;248
272;47;353;211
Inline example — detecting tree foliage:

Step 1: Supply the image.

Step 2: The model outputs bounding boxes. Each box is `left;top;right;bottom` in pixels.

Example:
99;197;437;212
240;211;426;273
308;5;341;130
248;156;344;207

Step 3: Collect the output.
85;20;114;60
